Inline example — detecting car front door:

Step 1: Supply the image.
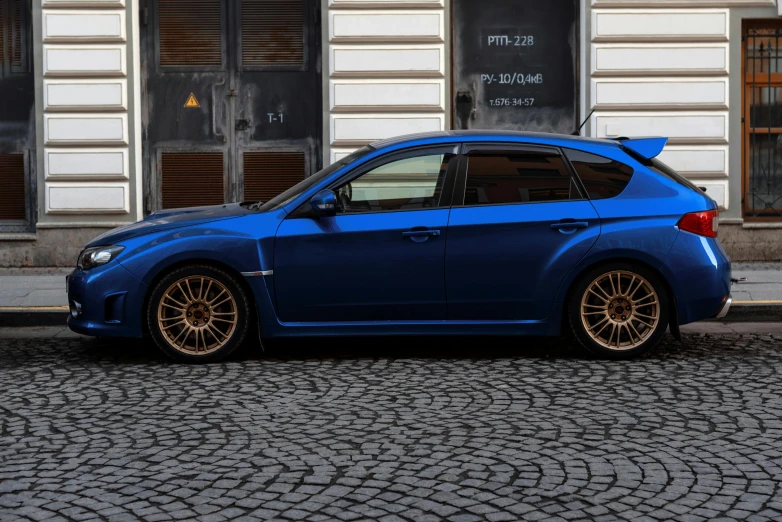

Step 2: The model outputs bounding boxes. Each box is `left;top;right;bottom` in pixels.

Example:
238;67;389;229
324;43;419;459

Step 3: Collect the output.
274;146;459;322
445;144;600;320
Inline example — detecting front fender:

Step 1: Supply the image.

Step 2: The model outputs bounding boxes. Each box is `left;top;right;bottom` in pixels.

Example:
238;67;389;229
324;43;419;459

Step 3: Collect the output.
118;230;264;285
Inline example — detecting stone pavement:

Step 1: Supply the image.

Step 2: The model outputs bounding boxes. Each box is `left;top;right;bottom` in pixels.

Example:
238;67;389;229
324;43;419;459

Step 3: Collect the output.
0;263;780;309
2;329;782;522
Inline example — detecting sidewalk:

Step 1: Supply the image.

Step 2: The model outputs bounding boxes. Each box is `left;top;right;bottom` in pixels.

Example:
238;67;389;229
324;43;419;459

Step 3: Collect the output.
0;263;780;326
731;262;782;302
0;267;71;308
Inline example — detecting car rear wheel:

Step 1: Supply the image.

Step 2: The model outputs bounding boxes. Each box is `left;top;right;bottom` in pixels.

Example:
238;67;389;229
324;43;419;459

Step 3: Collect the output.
147;264;251;363
568;263;669;359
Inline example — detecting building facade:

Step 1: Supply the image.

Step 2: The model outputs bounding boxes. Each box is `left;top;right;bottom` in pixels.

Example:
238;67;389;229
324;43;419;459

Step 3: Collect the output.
1;0;781;266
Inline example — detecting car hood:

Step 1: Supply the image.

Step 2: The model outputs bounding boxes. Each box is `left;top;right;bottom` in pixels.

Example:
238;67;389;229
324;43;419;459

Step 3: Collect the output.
86;203;251;247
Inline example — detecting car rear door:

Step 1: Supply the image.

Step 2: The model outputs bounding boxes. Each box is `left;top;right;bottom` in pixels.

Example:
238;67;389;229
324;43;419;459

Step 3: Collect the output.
445;143;600;320
273;145;459;322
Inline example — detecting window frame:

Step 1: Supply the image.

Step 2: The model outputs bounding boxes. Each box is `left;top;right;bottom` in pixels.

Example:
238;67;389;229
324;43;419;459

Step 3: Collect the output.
453;143;586;208
742;19;782;221
0;0;34;233
288;144;461;218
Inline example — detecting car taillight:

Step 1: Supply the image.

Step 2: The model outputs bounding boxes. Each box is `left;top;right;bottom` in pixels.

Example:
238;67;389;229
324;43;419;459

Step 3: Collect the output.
678;210;719;238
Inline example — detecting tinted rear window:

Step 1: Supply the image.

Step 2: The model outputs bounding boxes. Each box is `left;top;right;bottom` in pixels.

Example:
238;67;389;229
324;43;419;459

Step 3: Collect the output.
563;148;634;200
619;145;704;194
647;157;705;193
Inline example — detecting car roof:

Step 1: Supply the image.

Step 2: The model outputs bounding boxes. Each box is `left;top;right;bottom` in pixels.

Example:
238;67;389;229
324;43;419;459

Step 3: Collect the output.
370;130;618;150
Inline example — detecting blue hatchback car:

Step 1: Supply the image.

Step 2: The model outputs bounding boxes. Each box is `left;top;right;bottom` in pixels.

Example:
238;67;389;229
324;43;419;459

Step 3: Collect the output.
67;131;732;362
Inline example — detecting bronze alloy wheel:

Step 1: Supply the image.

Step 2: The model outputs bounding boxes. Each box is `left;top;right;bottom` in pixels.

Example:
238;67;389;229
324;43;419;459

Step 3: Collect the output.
579;270;660;351
157;276;238;355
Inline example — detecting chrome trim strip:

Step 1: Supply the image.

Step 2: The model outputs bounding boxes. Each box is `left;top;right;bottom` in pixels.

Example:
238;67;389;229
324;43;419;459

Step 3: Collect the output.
241;270;273;277
715;296;732;319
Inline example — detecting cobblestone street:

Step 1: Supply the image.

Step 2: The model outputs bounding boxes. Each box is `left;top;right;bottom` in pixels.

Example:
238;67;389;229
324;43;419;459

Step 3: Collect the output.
2;331;782;522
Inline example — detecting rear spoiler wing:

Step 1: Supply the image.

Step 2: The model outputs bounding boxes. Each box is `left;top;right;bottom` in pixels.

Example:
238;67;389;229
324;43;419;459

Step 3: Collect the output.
611;137;668;160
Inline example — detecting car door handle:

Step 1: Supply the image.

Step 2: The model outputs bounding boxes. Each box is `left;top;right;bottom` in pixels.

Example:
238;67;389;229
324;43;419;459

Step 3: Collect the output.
402;229;440;237
402;228;440;243
550;221;589;230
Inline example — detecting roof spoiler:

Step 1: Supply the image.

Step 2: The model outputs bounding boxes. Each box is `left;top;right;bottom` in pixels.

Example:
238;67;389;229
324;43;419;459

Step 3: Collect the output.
613;137;668;160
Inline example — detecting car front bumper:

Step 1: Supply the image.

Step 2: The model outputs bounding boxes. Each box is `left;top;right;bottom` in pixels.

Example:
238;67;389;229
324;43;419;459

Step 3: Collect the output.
67;261;147;338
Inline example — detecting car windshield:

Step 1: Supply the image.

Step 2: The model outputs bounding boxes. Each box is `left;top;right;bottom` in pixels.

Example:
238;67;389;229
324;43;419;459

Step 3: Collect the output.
256;146;374;211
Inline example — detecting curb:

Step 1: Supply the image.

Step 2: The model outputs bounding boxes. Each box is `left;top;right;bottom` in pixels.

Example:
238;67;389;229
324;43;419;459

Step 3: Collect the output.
1;302;782;328
0;307;69;327
719;301;782;323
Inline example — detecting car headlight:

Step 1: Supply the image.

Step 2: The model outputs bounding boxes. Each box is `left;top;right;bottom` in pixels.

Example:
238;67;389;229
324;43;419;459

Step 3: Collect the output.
78;246;125;270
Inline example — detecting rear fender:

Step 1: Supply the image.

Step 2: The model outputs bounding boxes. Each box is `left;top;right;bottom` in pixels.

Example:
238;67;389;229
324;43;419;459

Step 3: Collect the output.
554;221;680;307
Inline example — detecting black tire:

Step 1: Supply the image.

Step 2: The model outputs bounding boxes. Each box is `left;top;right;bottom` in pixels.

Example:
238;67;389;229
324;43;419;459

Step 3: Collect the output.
567;262;669;360
146;264;251;363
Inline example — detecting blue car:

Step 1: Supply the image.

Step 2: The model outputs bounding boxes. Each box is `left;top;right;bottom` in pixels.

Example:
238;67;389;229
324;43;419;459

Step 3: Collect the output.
67;131;731;362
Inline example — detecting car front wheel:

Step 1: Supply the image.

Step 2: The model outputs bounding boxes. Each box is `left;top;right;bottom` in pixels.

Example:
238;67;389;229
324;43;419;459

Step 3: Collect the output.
147;264;251;363
568;263;669;359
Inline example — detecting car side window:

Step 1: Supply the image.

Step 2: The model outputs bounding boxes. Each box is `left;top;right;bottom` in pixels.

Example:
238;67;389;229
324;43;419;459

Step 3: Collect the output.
334;153;453;214
461;150;580;206
563;148;634;200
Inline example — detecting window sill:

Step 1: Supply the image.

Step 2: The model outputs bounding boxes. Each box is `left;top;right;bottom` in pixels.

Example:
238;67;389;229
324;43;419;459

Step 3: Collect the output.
0;233;37;241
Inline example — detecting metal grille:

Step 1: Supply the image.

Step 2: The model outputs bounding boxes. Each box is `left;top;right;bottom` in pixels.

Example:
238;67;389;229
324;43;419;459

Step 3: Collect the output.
0;154;25;220
243;151;305;201
744;25;782;219
161;152;224;209
0;2;5;66
158;0;222;67
241;0;304;67
10;0;21;67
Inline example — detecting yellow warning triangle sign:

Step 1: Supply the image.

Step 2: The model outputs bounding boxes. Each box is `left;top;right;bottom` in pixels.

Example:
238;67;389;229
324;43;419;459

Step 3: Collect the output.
184;92;200;108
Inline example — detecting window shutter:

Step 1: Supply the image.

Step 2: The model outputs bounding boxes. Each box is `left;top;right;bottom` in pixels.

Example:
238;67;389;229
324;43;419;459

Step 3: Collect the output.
0;2;5;66
158;0;222;67
243;151;305;201
10;0;21;68
0;154;25;220
241;0;304;67
161;152;224;209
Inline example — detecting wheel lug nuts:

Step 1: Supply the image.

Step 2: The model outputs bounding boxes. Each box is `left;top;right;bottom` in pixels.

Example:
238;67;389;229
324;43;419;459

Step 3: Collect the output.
187;312;192;317
621;315;626;320
611;314;615;319
609;304;613;309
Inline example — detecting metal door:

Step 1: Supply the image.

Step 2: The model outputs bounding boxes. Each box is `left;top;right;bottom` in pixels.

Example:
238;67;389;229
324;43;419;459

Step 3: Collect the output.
142;0;322;211
452;0;578;134
0;0;33;231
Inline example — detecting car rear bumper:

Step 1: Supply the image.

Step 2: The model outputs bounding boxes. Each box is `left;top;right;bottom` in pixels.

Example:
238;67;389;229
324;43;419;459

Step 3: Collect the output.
661;232;731;325
714;295;732;319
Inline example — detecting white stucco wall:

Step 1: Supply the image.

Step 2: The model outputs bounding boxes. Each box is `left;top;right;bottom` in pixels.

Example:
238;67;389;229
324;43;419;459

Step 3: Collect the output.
37;0;140;222
324;0;448;163
588;0;776;211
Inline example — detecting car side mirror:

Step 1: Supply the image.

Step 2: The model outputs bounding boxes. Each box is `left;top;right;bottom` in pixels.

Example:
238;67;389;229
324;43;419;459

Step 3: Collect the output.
309;189;337;217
